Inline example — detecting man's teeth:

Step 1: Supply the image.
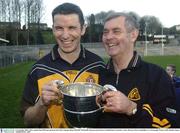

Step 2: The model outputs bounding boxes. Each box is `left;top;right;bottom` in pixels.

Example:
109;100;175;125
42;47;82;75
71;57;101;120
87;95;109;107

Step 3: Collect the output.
109;44;116;47
63;41;71;44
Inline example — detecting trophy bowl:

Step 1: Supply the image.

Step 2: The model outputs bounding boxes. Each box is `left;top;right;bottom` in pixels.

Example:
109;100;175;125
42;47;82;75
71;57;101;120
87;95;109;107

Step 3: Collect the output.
59;82;104;128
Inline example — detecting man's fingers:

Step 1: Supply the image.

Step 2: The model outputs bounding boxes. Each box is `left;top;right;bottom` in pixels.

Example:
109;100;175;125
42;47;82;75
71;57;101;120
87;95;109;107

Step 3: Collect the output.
42;83;61;95
103;105;113;112
42;95;60;105
103;91;116;99
42;90;58;97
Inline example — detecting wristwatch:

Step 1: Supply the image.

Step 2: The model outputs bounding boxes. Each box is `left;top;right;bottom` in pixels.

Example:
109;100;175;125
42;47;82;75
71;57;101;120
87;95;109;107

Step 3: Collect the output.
127;106;137;116
132;107;137;115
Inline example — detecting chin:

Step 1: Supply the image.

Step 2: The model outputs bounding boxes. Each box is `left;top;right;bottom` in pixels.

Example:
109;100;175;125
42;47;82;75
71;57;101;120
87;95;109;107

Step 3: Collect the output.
107;50;116;56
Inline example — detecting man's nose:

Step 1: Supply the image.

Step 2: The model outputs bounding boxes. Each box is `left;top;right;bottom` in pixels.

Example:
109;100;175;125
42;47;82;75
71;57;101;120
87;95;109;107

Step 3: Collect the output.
61;29;70;39
105;32;114;40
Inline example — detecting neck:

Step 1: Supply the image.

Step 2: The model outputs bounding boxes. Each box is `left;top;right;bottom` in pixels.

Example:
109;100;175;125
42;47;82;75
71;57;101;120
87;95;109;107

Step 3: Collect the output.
112;52;133;74
58;48;81;64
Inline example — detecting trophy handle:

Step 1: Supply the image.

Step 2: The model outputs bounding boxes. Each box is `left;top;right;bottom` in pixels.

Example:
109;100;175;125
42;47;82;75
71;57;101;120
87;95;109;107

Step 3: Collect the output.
96;84;117;110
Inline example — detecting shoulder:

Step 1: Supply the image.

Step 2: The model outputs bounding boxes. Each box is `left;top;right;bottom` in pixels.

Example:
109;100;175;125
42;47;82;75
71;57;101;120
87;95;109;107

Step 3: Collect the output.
140;60;171;83
84;48;105;68
36;53;52;65
141;60;165;74
29;53;52;75
141;61;175;101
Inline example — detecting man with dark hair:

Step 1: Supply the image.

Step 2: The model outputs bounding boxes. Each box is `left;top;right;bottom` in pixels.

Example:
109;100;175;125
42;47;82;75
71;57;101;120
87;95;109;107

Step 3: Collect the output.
166;64;180;90
166;64;176;79
98;12;179;127
52;3;84;27
20;3;104;128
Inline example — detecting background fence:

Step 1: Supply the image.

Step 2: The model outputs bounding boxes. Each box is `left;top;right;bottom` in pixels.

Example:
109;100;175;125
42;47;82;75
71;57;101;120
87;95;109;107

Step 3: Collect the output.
0;42;180;68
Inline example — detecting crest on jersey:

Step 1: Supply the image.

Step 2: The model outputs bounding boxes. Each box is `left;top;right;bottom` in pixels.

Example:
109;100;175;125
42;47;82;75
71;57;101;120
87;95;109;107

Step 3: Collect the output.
86;75;95;83
128;88;141;101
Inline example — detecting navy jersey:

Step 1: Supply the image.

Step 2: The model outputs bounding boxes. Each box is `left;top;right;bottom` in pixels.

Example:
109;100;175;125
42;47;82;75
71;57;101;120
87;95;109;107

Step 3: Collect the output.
98;52;179;128
20;44;105;127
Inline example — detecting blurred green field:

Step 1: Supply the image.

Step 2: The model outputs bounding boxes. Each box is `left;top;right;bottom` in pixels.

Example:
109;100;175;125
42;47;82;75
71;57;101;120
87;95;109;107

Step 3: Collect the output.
0;55;179;127
143;55;180;75
0;61;34;128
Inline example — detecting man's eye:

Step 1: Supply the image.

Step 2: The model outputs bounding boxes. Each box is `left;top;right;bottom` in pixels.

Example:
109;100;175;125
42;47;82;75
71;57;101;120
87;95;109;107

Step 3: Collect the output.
55;27;63;31
103;30;108;34
69;26;78;31
113;30;121;34
70;27;76;29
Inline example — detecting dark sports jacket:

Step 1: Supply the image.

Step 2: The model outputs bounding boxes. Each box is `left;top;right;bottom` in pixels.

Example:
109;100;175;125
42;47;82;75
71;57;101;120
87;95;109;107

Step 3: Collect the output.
98;52;179;128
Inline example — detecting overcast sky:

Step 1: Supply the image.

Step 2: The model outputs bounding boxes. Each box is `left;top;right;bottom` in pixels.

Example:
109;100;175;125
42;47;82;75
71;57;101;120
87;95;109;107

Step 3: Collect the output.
43;0;180;28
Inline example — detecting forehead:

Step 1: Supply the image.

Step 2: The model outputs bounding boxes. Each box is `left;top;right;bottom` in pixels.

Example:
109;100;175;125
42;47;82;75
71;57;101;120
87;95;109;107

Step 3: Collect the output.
104;16;126;28
53;14;80;25
166;66;173;70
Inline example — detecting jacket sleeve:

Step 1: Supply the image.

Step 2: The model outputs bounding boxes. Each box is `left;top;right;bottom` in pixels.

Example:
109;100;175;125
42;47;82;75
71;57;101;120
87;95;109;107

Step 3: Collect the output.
20;71;39;117
131;69;179;128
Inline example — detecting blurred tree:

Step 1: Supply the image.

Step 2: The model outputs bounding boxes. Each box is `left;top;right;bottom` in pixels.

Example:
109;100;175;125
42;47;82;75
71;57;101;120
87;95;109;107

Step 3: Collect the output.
140;15;162;35
94;11;106;24
18;33;26;45
86;14;95;42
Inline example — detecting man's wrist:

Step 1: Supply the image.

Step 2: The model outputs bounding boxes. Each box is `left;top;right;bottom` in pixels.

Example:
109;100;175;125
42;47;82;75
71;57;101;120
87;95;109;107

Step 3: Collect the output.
127;101;137;116
132;107;137;115
36;97;48;109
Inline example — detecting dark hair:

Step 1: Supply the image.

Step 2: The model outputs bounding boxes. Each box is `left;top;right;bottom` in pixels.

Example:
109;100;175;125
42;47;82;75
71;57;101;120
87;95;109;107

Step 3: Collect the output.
104;12;140;32
52;3;84;27
167;64;176;73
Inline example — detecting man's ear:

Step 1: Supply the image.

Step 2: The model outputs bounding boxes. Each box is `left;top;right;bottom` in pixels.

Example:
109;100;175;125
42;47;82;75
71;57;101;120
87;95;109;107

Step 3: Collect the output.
81;24;87;35
131;29;139;42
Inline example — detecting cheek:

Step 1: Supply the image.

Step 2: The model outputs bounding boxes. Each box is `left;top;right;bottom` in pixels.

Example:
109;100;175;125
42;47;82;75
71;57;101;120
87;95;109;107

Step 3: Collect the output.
70;31;81;39
102;36;110;44
102;36;106;42
102;39;106;44
53;31;61;38
76;31;83;37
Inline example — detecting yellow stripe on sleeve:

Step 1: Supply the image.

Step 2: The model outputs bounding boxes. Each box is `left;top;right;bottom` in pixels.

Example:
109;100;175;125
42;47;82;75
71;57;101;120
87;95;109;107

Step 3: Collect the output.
142;104;153;117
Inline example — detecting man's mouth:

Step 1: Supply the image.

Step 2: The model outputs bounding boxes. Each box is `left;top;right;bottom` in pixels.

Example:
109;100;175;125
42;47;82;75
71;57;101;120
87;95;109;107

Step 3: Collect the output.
108;43;117;47
62;40;72;44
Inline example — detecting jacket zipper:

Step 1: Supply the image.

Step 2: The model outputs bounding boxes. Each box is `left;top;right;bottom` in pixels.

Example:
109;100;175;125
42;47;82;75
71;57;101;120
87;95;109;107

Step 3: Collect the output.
116;73;119;86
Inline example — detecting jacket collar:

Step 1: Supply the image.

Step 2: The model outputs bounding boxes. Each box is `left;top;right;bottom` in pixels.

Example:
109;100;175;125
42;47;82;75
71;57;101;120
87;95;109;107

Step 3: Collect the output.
106;51;141;72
